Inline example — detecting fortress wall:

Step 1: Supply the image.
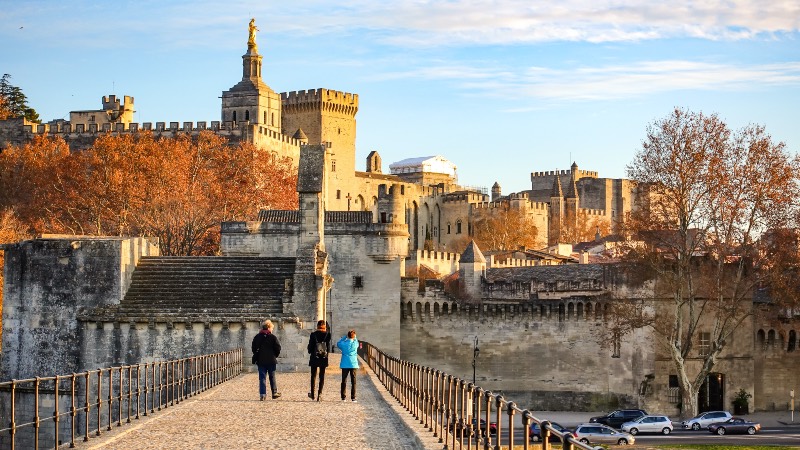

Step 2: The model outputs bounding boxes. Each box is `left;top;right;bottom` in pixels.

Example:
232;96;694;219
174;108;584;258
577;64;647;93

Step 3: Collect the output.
411;250;460;276
78;319;308;373
326;232;404;357
752;322;800;411
398;295;655;411
1;237;157;381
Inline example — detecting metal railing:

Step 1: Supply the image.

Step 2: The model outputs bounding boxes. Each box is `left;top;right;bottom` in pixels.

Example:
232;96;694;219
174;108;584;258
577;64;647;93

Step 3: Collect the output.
360;343;596;450
0;348;243;450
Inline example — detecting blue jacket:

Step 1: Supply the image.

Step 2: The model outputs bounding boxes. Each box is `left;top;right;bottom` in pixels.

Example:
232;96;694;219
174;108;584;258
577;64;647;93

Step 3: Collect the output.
337;336;360;369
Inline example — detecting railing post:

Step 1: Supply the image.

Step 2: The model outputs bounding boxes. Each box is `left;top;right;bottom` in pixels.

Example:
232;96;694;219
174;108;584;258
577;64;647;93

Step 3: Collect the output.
83;372;90;442
521;410;532;450
33;377;40;450
9;380;16;450
135;364;141;420
96;370;102;437
69;374;77;448
493;395;504;450
54;376;60;449
506;401;516;450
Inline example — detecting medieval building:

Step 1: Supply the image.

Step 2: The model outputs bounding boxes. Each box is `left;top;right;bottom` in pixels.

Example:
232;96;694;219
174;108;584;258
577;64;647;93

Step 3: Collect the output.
2;20;792;420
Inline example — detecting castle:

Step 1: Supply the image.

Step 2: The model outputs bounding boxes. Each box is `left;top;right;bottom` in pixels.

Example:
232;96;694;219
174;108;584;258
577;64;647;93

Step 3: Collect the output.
2;20;795;424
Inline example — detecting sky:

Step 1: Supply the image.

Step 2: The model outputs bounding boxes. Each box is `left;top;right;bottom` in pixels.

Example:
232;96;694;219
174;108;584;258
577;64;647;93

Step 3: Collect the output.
1;0;799;193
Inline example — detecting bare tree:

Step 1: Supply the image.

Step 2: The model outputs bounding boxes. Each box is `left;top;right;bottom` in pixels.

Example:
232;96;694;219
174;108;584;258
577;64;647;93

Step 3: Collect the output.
612;108;799;417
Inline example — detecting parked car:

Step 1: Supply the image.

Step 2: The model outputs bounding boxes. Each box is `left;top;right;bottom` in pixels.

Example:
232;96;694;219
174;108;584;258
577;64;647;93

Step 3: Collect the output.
620;415;673;435
573;423;635;445
707;417;761;435
681;411;732;430
529;421;569;442
589;409;647;428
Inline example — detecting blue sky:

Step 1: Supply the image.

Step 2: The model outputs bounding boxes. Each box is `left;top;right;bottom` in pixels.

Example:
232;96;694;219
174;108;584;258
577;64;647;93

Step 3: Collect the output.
2;0;798;193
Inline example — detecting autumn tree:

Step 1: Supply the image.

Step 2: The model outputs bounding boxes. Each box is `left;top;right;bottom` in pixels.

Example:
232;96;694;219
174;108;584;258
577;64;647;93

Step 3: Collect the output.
0;74;39;123
560;210;613;243
472;204;542;251
0;132;297;256
608;108;800;417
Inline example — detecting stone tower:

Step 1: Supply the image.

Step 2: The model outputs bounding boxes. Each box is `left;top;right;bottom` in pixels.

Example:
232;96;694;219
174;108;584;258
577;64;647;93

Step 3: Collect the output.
220;19;282;132
281;89;358;209
366;150;382;173
459;240;486;301
491;182;502;202
565;162;580;234
549;174;564;245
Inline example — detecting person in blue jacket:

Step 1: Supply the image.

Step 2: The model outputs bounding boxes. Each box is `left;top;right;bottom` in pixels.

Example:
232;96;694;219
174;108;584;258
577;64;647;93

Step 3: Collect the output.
337;329;359;402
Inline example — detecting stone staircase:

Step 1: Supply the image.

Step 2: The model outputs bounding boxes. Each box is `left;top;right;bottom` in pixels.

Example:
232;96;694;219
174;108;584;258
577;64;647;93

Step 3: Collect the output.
81;256;296;322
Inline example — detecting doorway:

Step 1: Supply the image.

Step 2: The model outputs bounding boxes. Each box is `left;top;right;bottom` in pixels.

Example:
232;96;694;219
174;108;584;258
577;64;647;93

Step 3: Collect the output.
698;372;725;412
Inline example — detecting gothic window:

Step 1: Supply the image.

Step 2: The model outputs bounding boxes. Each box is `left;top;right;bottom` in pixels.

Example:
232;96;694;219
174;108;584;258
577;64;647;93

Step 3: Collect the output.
245;110;250;121
698;332;711;356
456;220;462;234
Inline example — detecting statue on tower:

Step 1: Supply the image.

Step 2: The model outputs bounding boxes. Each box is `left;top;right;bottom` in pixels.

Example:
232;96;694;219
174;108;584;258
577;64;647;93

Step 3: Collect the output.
248;18;259;50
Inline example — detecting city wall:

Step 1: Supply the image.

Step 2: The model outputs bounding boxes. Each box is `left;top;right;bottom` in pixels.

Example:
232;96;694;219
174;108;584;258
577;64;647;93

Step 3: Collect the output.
398;279;655;411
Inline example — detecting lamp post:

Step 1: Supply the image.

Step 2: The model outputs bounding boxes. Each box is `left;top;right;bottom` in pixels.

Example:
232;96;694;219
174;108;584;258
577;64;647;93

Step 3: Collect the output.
472;336;479;385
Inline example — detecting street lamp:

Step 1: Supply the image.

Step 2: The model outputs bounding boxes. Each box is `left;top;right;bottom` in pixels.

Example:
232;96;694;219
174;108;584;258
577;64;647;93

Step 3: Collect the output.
472;336;480;385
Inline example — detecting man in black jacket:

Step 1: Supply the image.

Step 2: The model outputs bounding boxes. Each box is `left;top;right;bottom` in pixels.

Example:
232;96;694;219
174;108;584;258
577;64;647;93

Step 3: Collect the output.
252;319;282;400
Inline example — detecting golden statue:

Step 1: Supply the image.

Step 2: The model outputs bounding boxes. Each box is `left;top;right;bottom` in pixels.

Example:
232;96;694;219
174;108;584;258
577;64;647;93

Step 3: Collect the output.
248;18;259;48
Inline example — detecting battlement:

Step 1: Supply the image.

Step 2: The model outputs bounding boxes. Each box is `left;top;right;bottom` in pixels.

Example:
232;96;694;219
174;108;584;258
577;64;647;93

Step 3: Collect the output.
531;169;599;179
281;88;359;115
487;254;540;268
579;208;606;217
16;120;302;146
472;200;549;210
441;192;488;204
102;95;134;110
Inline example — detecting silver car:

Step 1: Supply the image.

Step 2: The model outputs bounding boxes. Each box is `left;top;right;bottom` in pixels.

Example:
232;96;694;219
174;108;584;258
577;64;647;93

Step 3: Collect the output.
573;423;635;445
682;411;732;430
621;415;673;435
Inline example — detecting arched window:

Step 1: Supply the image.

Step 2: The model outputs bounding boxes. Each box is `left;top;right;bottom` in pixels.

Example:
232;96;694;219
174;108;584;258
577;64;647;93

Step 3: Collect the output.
567;303;574;320
558;304;565;322
768;329;776;348
757;329;766;350
586;303;593;319
577;303;584;320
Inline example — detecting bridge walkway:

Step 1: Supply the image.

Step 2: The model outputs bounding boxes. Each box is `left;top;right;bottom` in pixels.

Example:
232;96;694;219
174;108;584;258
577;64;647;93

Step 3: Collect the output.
71;354;441;449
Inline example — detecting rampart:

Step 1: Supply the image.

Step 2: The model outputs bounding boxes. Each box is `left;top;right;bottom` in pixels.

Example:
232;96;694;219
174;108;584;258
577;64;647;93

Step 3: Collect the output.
531;169;598;179
398;278;654;411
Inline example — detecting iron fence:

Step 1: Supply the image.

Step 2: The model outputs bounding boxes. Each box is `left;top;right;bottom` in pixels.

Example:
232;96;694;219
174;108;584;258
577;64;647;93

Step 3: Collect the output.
360;342;597;450
0;348;243;450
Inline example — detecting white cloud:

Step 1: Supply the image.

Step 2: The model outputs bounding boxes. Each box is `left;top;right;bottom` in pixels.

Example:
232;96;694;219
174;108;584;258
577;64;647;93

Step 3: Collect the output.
376;60;800;102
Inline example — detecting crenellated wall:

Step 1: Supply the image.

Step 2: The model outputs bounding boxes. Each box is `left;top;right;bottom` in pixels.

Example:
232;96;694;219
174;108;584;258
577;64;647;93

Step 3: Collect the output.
399;279;655;411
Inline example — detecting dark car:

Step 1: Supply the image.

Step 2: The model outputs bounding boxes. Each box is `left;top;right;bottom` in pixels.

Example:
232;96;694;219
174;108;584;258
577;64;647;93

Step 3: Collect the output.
529;421;569;442
589;409;648;428
707;417;761;435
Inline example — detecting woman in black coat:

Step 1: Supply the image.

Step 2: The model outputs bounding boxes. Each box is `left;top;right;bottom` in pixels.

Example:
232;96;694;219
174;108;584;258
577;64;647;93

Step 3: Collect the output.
307;320;331;401
251;319;281;400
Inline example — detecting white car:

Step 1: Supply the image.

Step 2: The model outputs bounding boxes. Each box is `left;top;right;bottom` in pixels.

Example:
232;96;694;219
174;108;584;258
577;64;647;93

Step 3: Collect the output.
682;411;732;430
621;415;673;435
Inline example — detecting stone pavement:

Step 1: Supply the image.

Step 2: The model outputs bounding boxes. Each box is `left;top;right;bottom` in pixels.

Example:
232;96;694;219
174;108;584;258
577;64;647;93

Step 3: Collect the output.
72;354;443;450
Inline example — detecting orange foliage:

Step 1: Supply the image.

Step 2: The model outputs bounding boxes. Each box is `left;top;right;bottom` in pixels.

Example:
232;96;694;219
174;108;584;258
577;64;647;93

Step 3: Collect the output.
0;132;297;255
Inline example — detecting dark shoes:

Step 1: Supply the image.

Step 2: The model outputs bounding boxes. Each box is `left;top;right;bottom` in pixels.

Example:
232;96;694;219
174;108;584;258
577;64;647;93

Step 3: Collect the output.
260;395;266;401
308;392;315;400
272;392;281;399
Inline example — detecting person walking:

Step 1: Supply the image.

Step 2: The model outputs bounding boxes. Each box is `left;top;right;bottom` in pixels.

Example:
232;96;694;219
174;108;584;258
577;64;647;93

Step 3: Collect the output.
307;320;331;401
251;319;281;400
337;329;359;402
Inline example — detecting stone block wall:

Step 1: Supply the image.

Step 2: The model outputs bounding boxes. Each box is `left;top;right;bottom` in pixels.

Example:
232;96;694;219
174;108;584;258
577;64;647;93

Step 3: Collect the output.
1;237;157;381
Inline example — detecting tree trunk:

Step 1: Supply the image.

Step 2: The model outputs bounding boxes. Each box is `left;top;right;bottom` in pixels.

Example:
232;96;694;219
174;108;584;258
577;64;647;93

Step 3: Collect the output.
683;385;700;419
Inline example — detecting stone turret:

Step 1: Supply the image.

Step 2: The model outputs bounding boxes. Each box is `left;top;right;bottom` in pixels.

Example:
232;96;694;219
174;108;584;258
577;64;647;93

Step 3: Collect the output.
366;150;382;173
459;240;486;301
491;182;501;201
549;173;564;245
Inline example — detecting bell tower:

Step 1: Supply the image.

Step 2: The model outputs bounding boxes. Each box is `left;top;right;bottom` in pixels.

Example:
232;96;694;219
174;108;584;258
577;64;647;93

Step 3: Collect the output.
221;18;282;132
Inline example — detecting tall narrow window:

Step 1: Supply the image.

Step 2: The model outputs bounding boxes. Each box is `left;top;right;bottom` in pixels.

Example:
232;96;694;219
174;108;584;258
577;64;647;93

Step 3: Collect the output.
233;111;237;122
336;190;341;199
698;332;711;356
245;110;250;121
456;220;462;234
264;112;267;124
331;160;337;172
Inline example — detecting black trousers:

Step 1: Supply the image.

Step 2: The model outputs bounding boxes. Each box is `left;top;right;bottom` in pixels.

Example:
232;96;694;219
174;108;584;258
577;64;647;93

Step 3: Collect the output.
311;366;326;393
341;368;357;400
